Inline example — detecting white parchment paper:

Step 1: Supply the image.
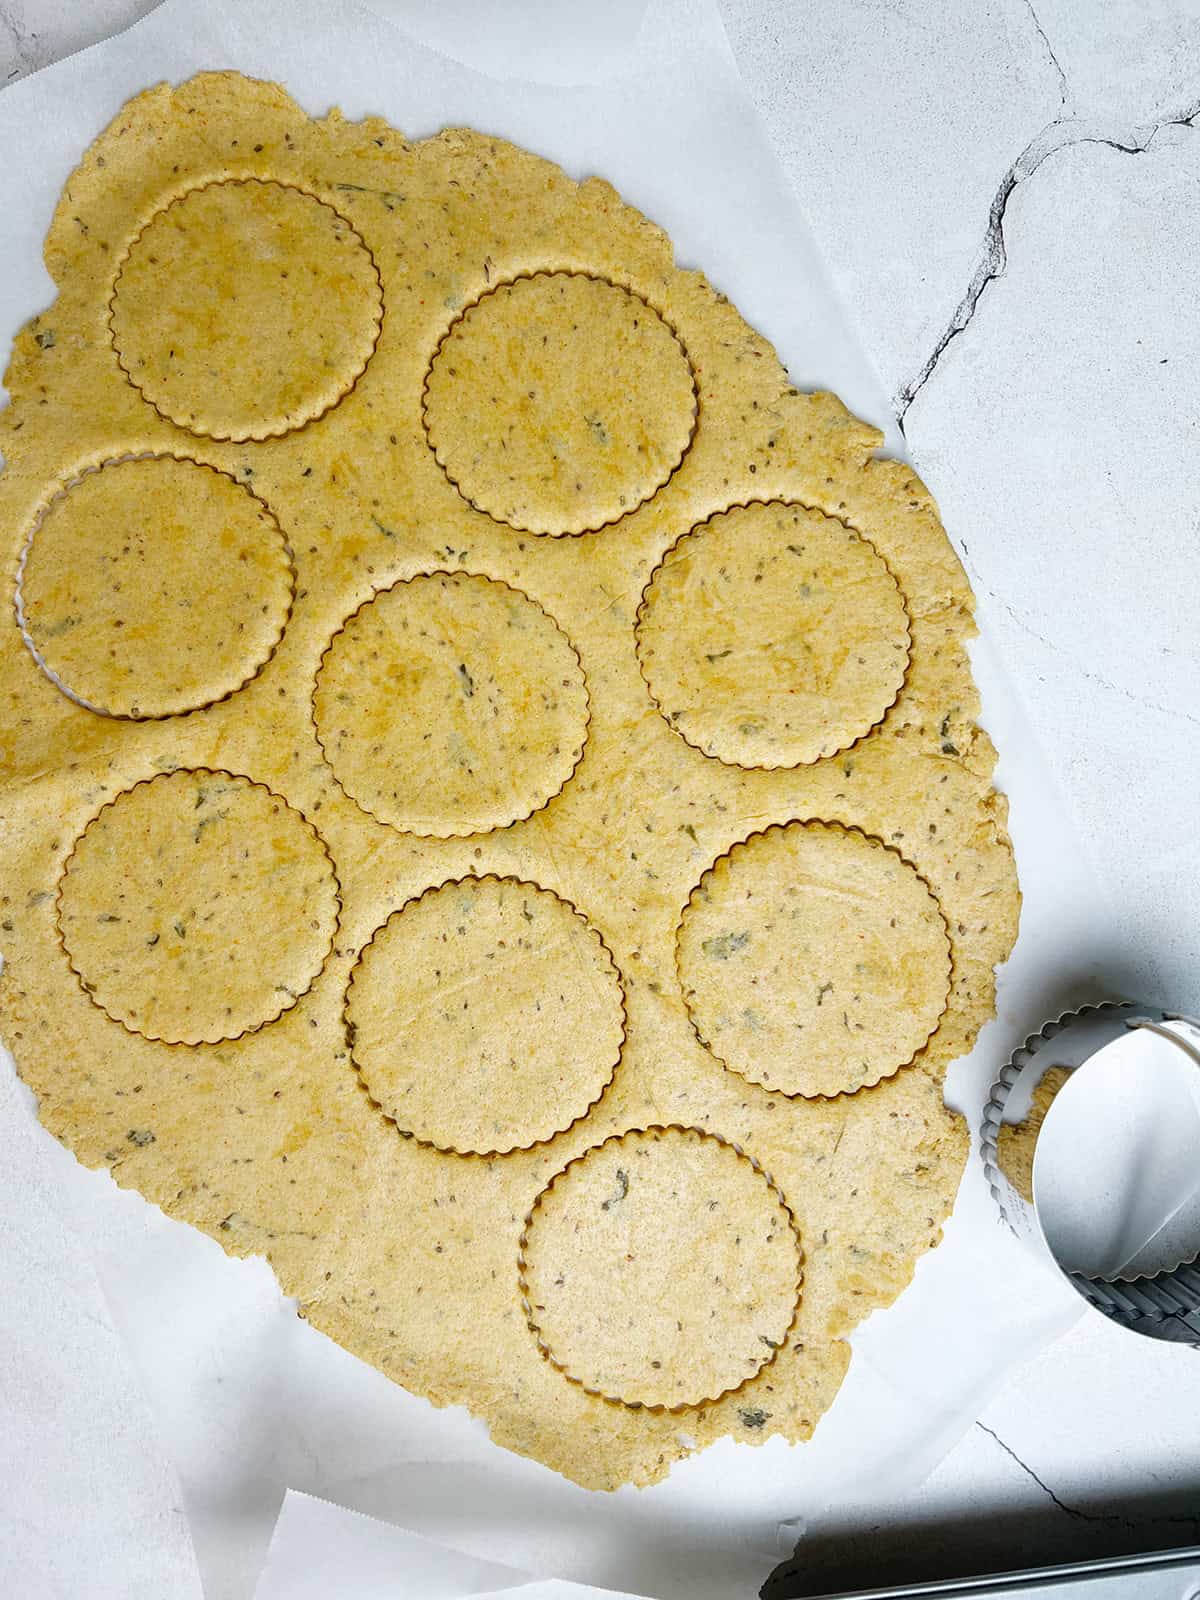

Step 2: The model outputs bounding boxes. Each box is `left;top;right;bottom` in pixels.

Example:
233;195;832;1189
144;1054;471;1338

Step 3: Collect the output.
253;1492;535;1599
0;1;1109;1595
253;1489;657;1600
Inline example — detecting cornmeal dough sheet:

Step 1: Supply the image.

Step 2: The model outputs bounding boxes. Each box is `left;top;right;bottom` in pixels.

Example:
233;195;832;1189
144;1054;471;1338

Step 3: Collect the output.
0;72;1019;1490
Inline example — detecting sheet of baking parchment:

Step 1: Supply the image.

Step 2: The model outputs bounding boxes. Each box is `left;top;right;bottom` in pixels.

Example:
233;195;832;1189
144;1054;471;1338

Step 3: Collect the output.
253;1489;655;1600
0;0;1104;1596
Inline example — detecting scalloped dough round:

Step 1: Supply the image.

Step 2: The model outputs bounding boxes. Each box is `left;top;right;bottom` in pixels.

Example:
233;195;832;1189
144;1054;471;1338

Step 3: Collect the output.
521;1126;801;1408
313;572;589;836
58;769;339;1044
347;876;625;1154
638;502;910;768
677;822;951;1097
110;179;382;439
19;456;293;717
423;273;697;534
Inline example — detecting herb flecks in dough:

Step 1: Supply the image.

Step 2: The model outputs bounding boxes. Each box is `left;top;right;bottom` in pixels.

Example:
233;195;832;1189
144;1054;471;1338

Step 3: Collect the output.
0;70;1018;1493
56;769;339;1045
110;177;383;440
521;1127;802;1409
346;876;624;1155
678;822;951;1098
313;572;589;837
423;272;697;535
637;502;910;769
19;456;293;719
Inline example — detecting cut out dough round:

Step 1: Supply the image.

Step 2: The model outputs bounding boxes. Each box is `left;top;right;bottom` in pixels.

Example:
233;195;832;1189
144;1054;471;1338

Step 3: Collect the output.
110;179;383;440
677;822;951;1097
19;456;293;718
313;572;589;836
521;1126;801;1408
423;273;697;535
638;502;910;768
58;769;340;1044
347;876;624;1154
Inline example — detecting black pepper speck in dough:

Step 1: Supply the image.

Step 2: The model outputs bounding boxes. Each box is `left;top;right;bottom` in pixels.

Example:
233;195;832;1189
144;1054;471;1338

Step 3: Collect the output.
0;71;1019;1491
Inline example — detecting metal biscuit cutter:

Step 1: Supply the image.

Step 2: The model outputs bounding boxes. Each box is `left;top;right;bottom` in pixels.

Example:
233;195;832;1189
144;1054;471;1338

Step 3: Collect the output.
981;1001;1200;1343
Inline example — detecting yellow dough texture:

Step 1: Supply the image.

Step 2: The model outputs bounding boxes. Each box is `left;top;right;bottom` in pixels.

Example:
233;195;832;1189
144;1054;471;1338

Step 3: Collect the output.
423;271;698;535
56;768;340;1044
637;501;910;768
312;570;589;837
18;454;293;718
346;875;625;1154
676;821;952;1099
520;1126;802;1409
110;177;384;440
0;72;1020;1492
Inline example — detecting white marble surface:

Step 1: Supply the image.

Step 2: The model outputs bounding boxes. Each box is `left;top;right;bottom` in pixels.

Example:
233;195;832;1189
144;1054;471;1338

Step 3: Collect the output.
3;1;1200;1595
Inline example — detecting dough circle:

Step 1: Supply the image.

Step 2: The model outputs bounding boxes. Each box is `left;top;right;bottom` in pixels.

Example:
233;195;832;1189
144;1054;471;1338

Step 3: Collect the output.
637;501;910;768
677;821;951;1097
520;1125;802;1408
19;456;293;718
346;876;625;1154
313;571;589;836
110;178;383;440
57;768;340;1044
423;272;697;535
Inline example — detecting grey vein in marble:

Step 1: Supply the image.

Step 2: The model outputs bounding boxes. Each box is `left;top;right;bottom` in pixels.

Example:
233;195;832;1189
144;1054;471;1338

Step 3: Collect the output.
896;97;1200;424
